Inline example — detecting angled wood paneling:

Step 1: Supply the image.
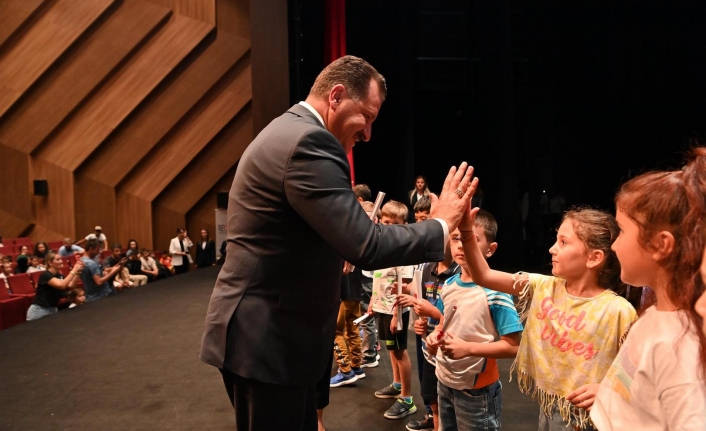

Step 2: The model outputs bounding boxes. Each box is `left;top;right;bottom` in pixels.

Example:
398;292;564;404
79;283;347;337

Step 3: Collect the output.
36;14;214;171
31;159;75;237
121;62;252;202
216;0;250;40
0;0;47;50
145;0;216;25
0;209;32;240
185;167;237;254
0;0;116;119
156;108;252;214
0;144;31;221
80;32;249;186
0;0;171;154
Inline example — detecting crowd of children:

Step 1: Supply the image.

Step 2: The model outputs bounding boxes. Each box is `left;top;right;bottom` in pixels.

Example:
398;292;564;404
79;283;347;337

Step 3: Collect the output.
325;147;706;431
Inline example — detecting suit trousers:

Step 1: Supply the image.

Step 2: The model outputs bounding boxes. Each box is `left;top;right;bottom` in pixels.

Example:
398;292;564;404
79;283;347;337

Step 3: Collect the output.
220;370;317;431
333;300;362;372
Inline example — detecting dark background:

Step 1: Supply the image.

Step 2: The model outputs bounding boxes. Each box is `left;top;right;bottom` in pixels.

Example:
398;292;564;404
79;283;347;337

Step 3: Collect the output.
288;0;706;271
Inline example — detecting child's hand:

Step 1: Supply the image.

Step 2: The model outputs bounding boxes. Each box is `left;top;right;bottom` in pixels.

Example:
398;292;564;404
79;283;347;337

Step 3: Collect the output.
414;300;438;318
567;384;600;411
458;204;481;234
438;333;473;359
397;294;417;309
413;317;428;336
390;316;398;334
425;331;440;355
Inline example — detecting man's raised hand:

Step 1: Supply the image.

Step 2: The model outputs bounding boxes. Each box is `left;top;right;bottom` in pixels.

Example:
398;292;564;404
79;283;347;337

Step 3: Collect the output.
429;163;478;233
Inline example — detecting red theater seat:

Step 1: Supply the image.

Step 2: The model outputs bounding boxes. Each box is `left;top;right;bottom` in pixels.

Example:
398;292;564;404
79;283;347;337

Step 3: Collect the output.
0;286;28;330
7;274;36;306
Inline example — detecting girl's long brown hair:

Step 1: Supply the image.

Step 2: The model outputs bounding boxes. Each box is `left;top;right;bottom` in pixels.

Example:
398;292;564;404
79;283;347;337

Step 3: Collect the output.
616;147;706;376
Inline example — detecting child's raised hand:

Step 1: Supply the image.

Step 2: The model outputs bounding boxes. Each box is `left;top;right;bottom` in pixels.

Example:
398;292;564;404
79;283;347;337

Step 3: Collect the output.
438;333;473;359
566;383;600;411
413;317;428;336
397;294;417;309
458;204;481;234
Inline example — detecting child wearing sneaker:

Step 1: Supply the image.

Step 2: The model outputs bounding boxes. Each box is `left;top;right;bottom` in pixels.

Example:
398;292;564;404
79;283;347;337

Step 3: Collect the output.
371;201;417;420
330;260;366;387
427;211;523;431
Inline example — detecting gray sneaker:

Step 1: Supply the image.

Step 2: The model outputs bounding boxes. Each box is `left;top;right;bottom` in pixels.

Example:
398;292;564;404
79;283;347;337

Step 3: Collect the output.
384;398;417;419
375;384;402;399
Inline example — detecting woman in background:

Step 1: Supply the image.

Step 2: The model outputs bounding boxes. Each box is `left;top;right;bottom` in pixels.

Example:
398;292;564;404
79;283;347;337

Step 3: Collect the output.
195;229;216;268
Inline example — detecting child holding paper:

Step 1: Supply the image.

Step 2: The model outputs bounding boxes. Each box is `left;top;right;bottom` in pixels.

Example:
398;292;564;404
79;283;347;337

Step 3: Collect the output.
426;211;523;431
370;200;417;420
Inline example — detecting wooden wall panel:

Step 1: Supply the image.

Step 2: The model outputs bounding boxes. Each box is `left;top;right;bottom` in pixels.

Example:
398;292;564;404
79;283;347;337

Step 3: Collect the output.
73;176;117;248
115;193;153;251
0;0;115;119
152;205;186;254
186;167;237;256
216;0;250;40
0;144;31;221
250;0;289;133
0;0;47;50
155;107;252;214
31;159;75;237
145;0;216;25
80;31;249;186
120;62;252;201
36;14;213;171
0;0;171;154
0;209;32;240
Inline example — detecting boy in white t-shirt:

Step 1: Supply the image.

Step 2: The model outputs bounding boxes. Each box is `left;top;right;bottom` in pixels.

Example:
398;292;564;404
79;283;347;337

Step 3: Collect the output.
370;201;417;420
427;212;523;430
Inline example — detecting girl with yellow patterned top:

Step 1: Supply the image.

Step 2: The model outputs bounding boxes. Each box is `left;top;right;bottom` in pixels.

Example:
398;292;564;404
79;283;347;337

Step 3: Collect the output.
459;205;636;430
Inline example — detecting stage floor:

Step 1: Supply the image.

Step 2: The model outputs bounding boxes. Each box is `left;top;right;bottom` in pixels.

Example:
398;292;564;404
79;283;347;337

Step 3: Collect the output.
0;266;538;430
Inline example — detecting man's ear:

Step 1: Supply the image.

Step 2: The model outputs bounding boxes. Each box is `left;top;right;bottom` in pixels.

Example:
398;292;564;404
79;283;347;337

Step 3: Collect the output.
328;84;347;109
650;231;675;262
486;242;498;258
586;249;605;270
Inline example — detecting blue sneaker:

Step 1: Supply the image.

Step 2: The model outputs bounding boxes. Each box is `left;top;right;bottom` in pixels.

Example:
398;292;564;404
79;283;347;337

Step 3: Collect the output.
330;370;358;387
352;367;366;379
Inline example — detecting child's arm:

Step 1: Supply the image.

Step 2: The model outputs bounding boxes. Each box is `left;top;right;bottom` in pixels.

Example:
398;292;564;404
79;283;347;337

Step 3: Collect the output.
438;331;520;359
390;304;399;333
566;384;600;411
460;208;526;296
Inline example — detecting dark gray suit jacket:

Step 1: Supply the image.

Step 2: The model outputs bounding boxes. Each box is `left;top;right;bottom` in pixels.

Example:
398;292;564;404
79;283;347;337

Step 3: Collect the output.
200;104;445;386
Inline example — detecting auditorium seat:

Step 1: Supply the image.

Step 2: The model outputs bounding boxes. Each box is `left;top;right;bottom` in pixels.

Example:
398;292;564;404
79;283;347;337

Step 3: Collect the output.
14;238;31;246
0;286;28;330
7;274;36;307
29;271;42;287
100;250;112;261
2;239;14;247
68;255;78;268
48;241;63;251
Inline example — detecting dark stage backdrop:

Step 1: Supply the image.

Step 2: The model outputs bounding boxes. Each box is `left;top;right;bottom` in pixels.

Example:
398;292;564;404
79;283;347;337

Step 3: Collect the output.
289;1;706;270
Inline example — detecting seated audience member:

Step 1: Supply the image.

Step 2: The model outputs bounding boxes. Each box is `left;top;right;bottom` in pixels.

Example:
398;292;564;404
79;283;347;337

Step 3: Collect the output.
125;239;139;257
80;239;125;302
155;255;172;279
15;245;30;273
0;262;12;288
125;252;148;286
140;249;159;281
103;245;124;269
59;238;84;257
195;229;217;268
353;184;372;202
26;252;84;321
113;266;134;290
33;241;49;260
160;252;174;274
26;256;46;273
67;288;86;308
413;196;431;223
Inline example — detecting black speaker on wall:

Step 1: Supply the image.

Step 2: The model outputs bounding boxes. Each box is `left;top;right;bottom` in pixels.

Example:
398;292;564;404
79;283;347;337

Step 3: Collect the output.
33;179;48;196
217;191;229;209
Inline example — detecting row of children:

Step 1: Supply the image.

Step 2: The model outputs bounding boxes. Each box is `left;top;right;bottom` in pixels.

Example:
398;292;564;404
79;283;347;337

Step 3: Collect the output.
332;148;706;431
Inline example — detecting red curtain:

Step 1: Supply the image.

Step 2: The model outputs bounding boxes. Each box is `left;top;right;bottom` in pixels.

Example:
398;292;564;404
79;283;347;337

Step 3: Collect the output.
324;0;355;185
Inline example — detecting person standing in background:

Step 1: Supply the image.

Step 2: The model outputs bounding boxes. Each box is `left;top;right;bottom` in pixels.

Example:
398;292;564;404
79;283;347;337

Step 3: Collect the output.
195;229;216;268
170;228;193;275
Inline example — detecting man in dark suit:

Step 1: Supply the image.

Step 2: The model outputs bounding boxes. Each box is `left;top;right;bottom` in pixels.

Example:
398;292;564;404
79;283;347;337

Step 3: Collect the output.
200;55;476;431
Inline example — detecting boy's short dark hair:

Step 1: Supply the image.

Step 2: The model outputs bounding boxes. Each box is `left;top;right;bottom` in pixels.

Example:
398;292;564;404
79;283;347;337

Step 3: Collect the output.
413;195;431;213
352;184;372;201
475;209;498;243
86;239;101;251
112;244;122;250
381;200;408;221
